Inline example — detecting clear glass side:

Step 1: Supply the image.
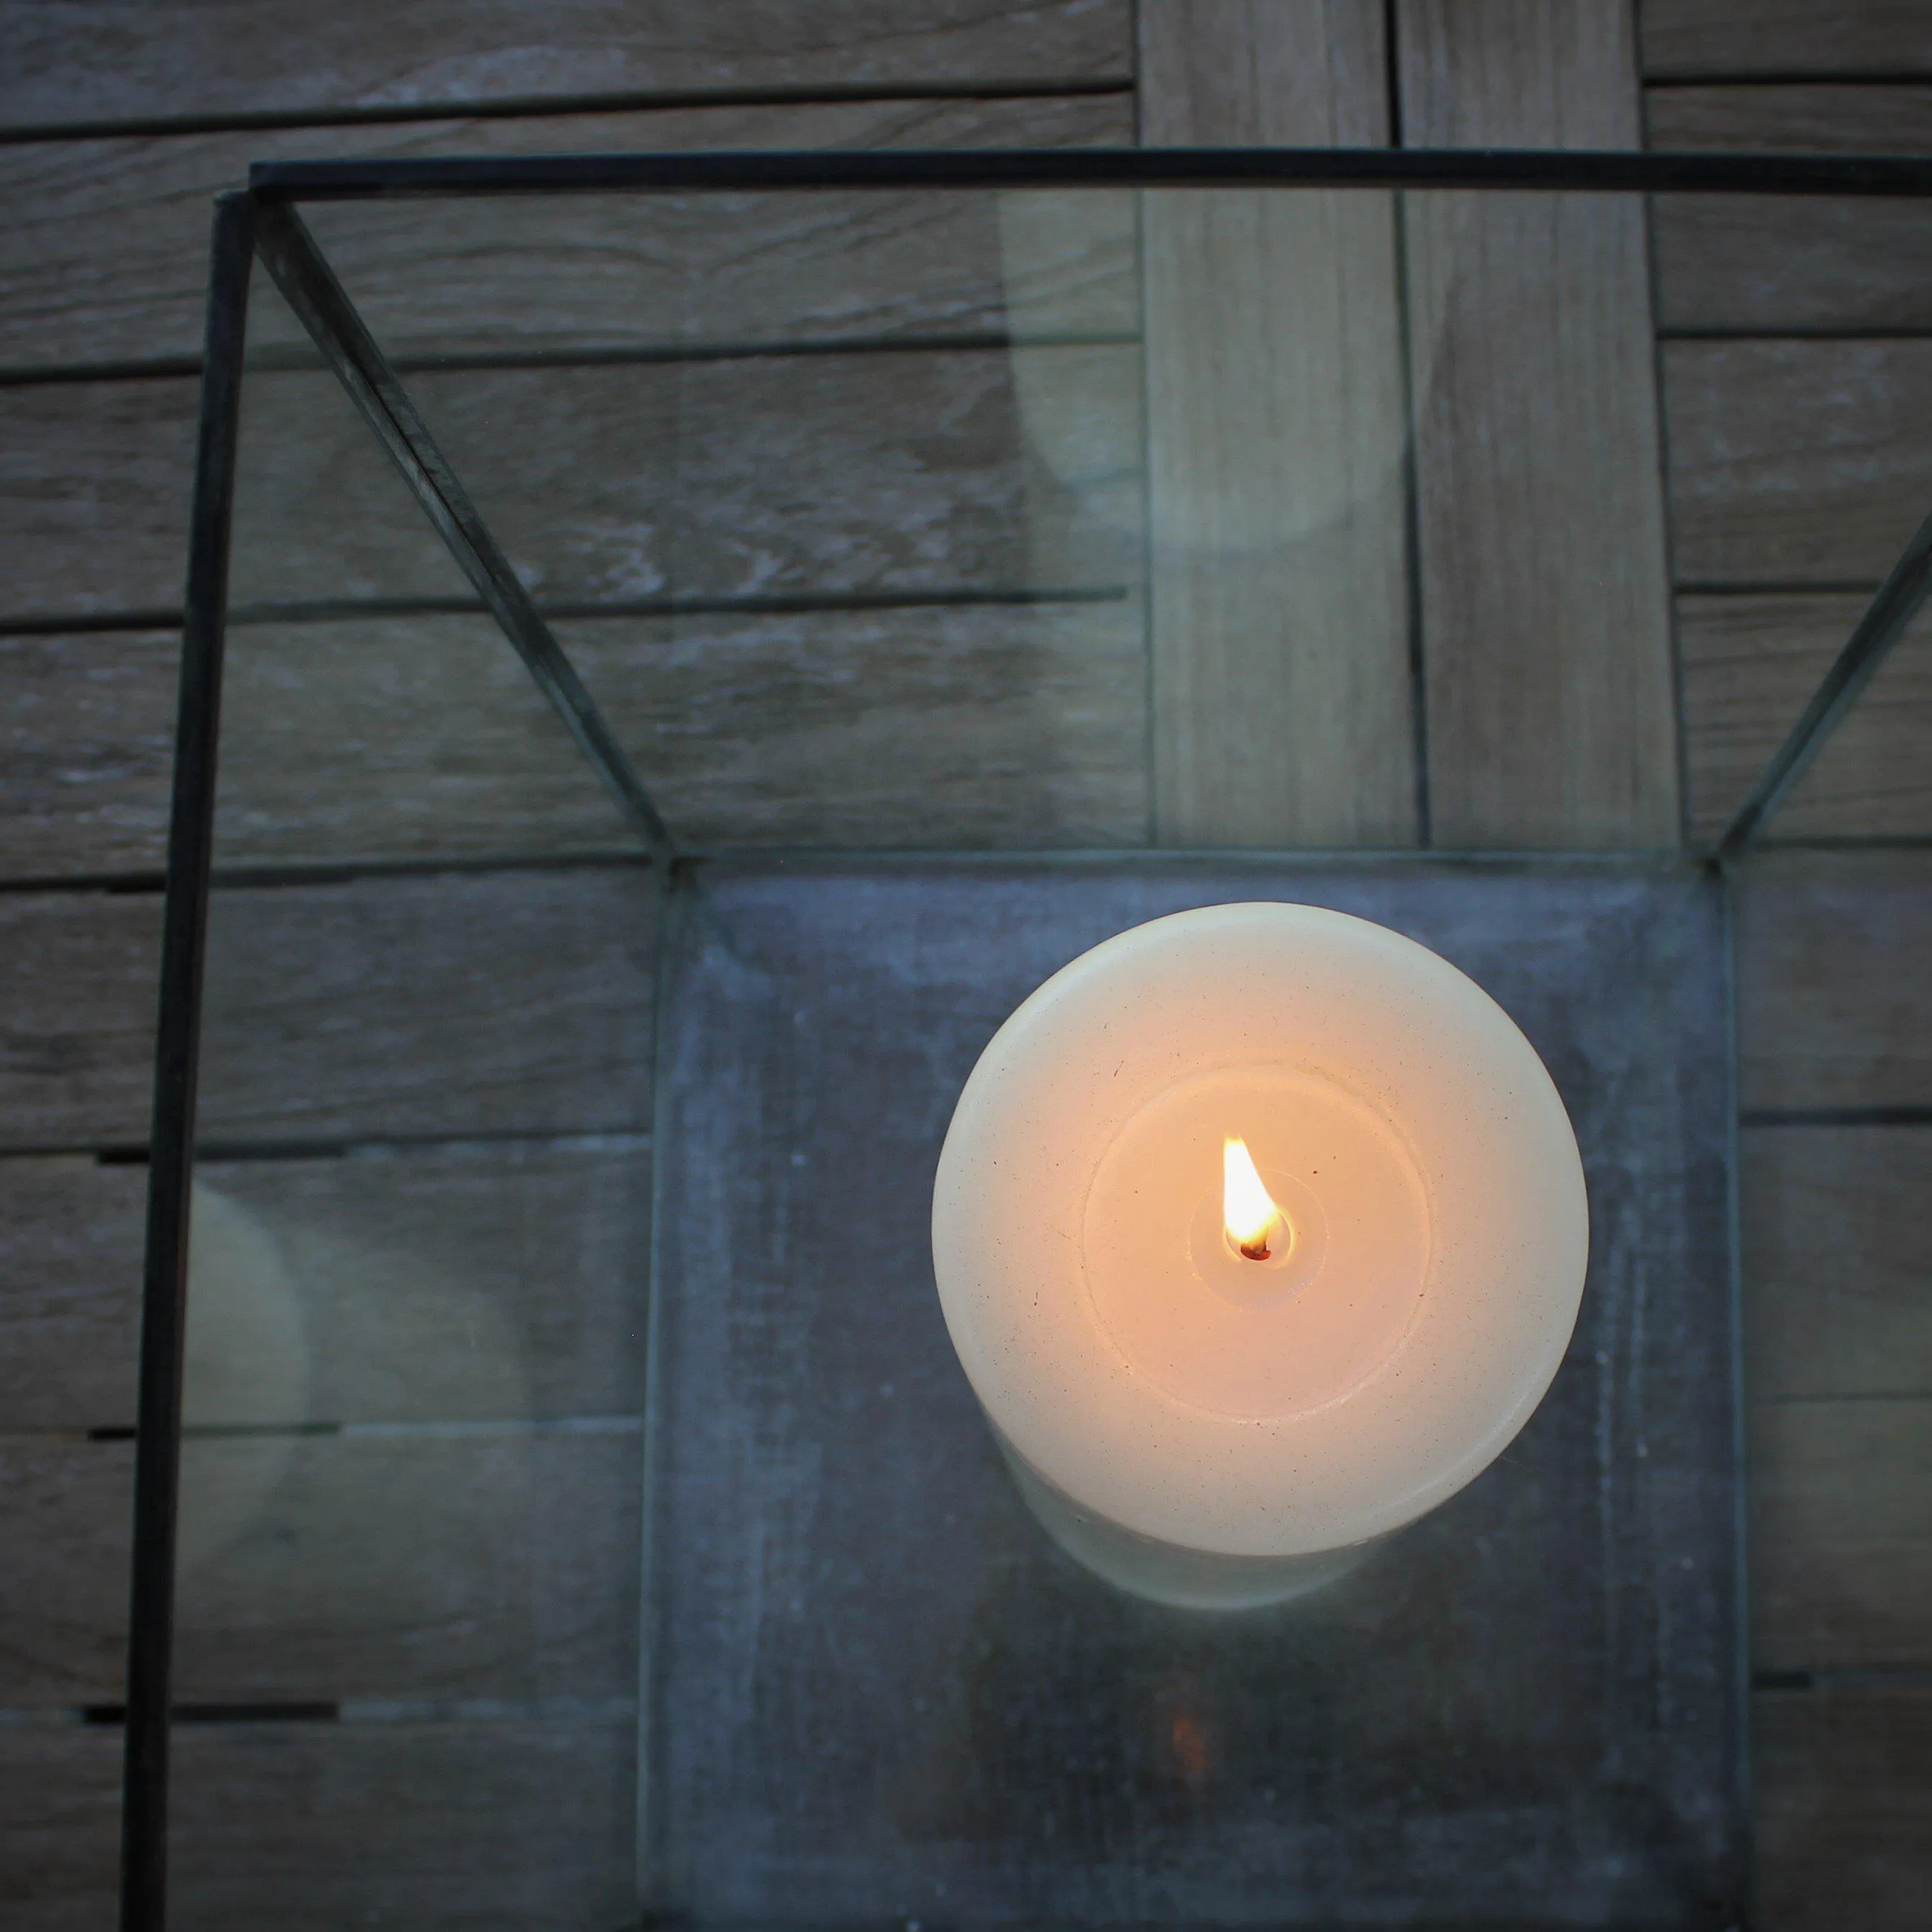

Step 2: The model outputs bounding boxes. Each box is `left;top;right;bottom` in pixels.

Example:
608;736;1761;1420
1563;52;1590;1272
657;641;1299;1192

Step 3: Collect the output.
304;181;1717;855
1730;834;1932;1909
167;267;652;1926
154;172;1932;1928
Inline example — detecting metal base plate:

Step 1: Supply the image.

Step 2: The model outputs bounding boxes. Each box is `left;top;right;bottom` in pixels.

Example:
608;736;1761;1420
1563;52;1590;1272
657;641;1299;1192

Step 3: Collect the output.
645;858;1742;1928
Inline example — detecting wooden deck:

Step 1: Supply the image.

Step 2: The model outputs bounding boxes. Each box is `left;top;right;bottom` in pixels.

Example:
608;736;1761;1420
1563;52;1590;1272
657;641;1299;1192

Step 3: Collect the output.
1;3;1928;1924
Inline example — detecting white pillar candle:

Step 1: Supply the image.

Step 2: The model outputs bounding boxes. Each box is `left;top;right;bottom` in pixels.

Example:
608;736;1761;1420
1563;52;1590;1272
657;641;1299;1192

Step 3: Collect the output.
930;902;1588;1610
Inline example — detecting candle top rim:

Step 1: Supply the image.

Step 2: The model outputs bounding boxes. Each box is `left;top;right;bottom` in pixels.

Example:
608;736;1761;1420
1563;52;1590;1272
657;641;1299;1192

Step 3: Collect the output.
930;900;1589;1559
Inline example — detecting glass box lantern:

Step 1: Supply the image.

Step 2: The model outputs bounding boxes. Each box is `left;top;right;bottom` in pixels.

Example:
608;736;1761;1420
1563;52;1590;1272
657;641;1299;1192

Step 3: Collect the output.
122;148;1932;1930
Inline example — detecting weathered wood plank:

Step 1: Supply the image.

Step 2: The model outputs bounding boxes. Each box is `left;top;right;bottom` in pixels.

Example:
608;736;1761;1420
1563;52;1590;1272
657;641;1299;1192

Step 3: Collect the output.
170;1428;639;1700
1646;90;1932;335
2;345;1143;625
192;1145;653;1425
661;343;1141;602
1641;3;1932;78
0;1723;120;1932
0;1441;130;1706
1654;197;1932;335
1;629;181;879
1678;592;1932;843
0;379;199;624
1749;1398;1932;1670
0;1714;644;1931
1138;0;1415;845
1397;1;1679;845
0;94;1133;371
3;1428;640;1705
196;870;656;1144
300;113;1135;367
0;871;654;1151
1754;1685;1932;1932
0;0;1133;130
1741;1126;1932;1402
0;1144;658;1433
1735;851;1932;1112
0;1158;145;1430
575;600;1148;850
0;890;159;1149
1664;341;1932;589
20;600;1148;878
168;1715;636;1931
1647;83;1932;153
212;614;639;867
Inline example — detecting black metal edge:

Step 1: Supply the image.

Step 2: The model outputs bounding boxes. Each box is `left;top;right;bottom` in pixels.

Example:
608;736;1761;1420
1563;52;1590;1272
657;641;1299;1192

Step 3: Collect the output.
248;199;677;866
1718;499;1932;861
119;190;256;1932
249;145;1932;200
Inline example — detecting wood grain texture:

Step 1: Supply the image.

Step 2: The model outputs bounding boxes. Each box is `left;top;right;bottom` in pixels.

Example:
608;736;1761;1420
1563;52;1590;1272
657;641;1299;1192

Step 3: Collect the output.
1741;1127;1932;1402
212;614;639;868
1641;3;1932;78
0;94;1133;371
1654;197;1932;335
168;1715;636;1931
193;1143;653;1425
1397;1;1677;846
1734;851;1932;1112
38;602;1146;875
196;870;656;1144
170;1428;638;1700
573;601;1148;850
1749;1398;1932;1670
0;1723;121;1932
1402;0;1641;144
0;0;1133;128
0;1145;657;1433
0;1441;130;1705
1754;1686;1932;1932
1647;90;1932;334
1664;341;1932;588
0;890;159;1149
1140;0;1415;845
0;871;655;1151
0;1158;145;1430
0;1715;642;1932
1678;592;1932;843
1;629;185;879
1646;83;1932;153
2;1429;640;1706
0;378;199;623
1638;86;1932;340
2;345;1143;623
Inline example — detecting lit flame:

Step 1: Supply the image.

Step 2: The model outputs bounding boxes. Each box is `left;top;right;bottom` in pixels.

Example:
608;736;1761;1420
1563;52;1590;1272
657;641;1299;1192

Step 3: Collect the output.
1223;1137;1281;1259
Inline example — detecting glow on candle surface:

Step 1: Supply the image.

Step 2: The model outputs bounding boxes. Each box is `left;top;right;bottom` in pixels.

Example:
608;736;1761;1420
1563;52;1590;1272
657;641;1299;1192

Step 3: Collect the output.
930;902;1589;1607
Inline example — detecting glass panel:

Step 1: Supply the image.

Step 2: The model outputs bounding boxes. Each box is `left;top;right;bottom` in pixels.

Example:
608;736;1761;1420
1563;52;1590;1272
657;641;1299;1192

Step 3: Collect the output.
1722;257;1932;1902
1775;598;1932;841
163;173;1932;1927
1730;840;1932;1917
168;270;653;1922
214;274;640;872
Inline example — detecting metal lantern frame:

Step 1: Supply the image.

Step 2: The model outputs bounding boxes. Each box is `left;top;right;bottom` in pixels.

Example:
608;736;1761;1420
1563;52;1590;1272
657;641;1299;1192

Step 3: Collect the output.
125;146;1932;1931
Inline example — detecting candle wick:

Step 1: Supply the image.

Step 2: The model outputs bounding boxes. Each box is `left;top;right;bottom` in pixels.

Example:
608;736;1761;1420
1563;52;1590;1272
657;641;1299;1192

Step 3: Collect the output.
1238;1232;1271;1261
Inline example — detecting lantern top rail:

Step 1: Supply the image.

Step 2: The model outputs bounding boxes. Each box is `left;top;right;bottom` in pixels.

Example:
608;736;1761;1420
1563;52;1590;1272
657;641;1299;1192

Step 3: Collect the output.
249;145;1932;201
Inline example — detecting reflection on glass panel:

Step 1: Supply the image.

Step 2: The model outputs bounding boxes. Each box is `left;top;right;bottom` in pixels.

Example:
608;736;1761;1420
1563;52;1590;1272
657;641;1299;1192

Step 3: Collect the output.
142;169;1932;1928
173;259;653;1926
